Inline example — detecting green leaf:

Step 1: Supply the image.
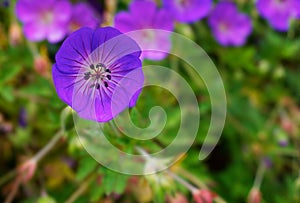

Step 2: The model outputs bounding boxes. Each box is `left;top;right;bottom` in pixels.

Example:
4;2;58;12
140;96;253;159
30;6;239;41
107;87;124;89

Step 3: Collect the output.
0;64;22;85
76;156;98;181
89;180;104;202
0;85;14;102
101;169;129;195
9;127;31;148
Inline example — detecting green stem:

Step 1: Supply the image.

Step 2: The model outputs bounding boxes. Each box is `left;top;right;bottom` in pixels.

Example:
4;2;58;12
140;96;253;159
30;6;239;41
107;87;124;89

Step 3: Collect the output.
0;170;16;187
176;167;207;189
32;130;63;163
65;172;97;203
168;170;197;193
253;160;266;189
109;120;122;137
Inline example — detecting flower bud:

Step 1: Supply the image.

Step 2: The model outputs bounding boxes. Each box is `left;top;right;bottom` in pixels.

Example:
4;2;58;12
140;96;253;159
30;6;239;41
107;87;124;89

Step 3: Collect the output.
18;159;37;183
193;189;216;203
34;54;50;77
247;188;261;203
280;117;295;135
167;193;188;203
9;22;22;47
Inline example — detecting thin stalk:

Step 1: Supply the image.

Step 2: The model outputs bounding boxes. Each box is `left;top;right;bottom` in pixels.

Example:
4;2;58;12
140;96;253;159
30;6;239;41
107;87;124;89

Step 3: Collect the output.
253;160;266;189
0;170;16;187
65;172;97;203
168;170;197;193
32;130;63;163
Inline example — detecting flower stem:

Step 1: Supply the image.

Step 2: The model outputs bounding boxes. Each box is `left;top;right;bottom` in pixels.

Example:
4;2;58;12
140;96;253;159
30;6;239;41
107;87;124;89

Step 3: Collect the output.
4;176;22;203
176;167;207;189
26;41;39;58
109;120;122;137
65;172;97;203
167;170;198;193
32;130;63;163
0;170;16;187
253;160;266;189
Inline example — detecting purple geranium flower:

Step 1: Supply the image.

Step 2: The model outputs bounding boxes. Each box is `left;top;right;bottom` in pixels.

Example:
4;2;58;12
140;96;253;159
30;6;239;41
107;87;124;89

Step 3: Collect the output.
16;0;72;43
162;0;212;23
256;0;300;31
114;0;174;60
208;2;252;46
68;2;99;33
52;27;144;122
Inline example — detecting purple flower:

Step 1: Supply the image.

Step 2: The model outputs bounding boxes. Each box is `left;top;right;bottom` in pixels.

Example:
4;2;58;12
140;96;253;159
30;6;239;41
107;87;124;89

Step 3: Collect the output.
68;2;99;33
256;0;300;31
1;0;10;7
18;107;27;128
208;2;252;46
16;0;72;43
52;27;144;122
114;0;174;60
262;157;273;169
162;0;212;23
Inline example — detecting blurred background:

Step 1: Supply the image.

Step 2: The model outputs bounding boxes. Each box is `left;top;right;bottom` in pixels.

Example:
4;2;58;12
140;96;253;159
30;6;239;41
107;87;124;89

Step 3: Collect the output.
0;0;300;202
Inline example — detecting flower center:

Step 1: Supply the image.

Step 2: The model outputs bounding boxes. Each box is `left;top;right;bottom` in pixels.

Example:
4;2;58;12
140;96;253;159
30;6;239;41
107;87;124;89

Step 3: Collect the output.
177;0;191;8
141;30;156;43
69;21;81;32
273;0;288;10
84;63;111;89
40;11;54;25
219;22;230;33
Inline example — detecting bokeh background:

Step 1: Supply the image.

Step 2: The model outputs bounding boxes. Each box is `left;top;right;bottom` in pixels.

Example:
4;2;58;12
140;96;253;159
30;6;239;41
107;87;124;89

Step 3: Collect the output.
0;0;300;202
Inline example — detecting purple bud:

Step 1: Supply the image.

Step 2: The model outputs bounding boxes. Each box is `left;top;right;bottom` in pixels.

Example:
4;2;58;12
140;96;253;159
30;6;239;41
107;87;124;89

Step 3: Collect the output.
262;157;272;169
18;107;27;128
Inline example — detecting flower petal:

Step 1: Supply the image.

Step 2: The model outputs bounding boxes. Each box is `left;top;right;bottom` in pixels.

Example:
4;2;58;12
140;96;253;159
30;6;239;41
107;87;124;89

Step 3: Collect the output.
55;27;93;73
114;12;137;33
109;55;144;108
53;1;72;22
90;27;141;65
23;21;46;42
16;0;38;23
52;64;75;106
47;23;68;43
129;0;157;25
163;0;212;23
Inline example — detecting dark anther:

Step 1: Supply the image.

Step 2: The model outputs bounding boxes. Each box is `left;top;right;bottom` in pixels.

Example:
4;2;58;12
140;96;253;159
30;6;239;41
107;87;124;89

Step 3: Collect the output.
84;72;91;80
104;82;108;88
96;63;106;69
96;83;100;89
107;75;111;80
90;64;95;69
105;69;111;73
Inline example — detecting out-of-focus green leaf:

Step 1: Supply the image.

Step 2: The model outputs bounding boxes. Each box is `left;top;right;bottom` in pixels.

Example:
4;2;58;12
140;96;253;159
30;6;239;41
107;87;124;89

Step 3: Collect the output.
37;195;57;203
76;156;98;181
101;169;129;195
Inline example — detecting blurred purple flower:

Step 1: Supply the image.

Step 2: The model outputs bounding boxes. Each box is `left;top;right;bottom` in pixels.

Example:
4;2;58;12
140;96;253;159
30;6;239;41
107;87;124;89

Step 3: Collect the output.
1;0;10;7
52;27;144;122
262;157;272;169
208;2;252;46
16;0;72;43
256;0;300;31
114;0;174;60
87;0;104;16
278;139;289;147
18;107;27;128
162;0;212;23
68;2;99;33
